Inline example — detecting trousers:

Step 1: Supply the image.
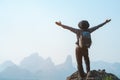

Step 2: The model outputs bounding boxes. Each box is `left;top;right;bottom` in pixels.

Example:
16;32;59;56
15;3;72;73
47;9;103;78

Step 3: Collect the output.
76;46;90;78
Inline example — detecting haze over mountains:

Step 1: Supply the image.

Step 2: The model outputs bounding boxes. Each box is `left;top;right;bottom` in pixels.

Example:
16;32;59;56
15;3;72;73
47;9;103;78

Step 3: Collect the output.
0;53;119;80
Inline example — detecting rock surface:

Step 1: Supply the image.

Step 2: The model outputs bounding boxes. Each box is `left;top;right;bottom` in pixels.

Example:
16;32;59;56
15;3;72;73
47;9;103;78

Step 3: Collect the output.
67;69;120;80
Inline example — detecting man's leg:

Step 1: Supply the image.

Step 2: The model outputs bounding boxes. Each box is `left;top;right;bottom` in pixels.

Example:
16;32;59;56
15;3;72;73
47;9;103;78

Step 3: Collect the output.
83;48;90;73
76;46;85;78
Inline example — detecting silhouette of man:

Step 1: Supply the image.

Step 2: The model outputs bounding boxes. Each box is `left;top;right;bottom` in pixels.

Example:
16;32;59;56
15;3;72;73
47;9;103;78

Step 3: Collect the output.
55;19;111;79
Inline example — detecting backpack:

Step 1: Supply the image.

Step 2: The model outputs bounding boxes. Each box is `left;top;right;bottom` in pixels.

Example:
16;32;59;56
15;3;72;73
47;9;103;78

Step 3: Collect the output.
79;30;92;48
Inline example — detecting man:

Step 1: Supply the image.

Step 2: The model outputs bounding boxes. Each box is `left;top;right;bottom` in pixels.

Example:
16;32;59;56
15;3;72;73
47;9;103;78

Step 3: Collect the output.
55;19;111;79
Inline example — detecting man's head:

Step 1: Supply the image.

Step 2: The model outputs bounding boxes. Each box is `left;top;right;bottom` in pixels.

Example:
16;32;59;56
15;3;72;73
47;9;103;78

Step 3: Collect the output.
78;20;89;30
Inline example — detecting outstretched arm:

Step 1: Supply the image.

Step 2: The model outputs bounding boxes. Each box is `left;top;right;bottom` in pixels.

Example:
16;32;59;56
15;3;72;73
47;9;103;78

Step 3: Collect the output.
89;19;111;33
55;21;78;33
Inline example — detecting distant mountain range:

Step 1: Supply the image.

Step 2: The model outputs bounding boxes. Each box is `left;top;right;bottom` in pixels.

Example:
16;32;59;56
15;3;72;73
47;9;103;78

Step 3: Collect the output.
91;61;120;77
0;53;119;80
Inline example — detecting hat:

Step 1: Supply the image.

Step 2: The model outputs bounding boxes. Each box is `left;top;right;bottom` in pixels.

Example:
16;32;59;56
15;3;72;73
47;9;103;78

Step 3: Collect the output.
78;20;89;29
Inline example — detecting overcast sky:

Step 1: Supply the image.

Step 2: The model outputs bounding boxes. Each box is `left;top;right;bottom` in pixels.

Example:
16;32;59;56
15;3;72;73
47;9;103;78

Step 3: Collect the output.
0;0;120;65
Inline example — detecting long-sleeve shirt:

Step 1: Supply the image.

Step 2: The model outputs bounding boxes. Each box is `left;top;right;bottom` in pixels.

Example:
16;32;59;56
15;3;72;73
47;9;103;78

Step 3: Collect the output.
60;21;107;46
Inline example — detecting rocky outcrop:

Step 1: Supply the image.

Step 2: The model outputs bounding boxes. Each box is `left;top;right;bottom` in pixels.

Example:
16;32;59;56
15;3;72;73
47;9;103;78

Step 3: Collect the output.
67;69;120;80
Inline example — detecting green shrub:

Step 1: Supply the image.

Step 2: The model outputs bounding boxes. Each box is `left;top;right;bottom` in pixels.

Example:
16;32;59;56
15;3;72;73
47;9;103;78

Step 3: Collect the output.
103;75;112;80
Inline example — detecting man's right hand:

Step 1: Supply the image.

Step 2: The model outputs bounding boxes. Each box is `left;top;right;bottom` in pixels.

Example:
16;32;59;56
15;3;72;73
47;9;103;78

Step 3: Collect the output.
55;21;62;26
105;19;111;23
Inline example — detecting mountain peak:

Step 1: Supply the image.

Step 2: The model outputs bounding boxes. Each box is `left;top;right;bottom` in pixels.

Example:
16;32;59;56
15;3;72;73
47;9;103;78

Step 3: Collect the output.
66;55;72;61
67;69;120;80
0;60;16;72
2;61;15;66
65;55;72;66
31;52;39;56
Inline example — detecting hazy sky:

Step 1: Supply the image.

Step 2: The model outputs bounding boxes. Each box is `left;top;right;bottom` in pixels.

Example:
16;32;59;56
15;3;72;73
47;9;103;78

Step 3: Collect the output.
0;0;120;65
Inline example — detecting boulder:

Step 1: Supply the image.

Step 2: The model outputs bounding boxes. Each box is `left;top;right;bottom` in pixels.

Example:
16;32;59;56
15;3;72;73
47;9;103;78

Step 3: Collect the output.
67;69;120;80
